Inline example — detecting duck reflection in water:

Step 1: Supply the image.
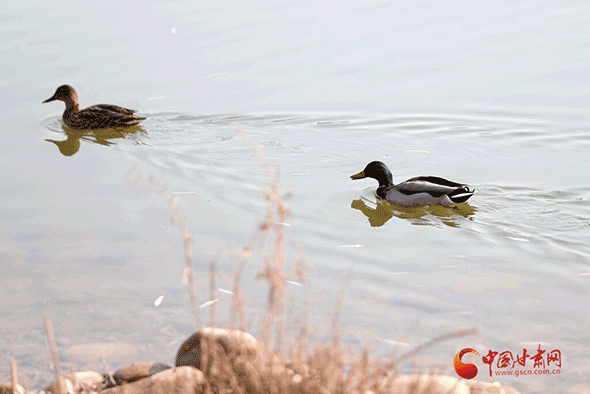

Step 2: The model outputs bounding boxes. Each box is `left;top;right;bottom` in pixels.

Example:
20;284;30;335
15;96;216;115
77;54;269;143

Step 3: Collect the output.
350;196;476;227
45;122;146;157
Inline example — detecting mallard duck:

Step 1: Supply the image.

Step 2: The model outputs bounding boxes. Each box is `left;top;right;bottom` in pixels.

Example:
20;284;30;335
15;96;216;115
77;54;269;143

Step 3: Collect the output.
351;161;474;207
43;85;145;130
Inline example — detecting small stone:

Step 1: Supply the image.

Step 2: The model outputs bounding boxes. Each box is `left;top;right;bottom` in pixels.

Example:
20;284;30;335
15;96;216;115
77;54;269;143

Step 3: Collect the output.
102;366;206;394
105;361;172;387
45;371;103;393
175;327;261;370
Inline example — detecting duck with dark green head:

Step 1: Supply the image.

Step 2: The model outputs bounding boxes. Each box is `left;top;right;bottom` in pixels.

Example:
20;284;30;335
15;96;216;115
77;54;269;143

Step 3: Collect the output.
351;161;474;207
43;85;145;130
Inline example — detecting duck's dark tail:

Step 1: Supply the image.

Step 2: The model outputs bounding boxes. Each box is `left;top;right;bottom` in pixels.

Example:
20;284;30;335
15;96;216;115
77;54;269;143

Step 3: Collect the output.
449;186;475;203
123;116;146;126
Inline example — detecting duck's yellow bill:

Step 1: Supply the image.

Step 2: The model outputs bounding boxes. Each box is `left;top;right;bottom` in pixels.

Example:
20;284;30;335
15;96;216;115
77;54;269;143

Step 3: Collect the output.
350;170;366;180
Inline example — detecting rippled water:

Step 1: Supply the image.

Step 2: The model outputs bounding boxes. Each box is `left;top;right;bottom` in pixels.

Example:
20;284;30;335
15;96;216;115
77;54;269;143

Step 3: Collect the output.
3;1;590;392
38;111;590;392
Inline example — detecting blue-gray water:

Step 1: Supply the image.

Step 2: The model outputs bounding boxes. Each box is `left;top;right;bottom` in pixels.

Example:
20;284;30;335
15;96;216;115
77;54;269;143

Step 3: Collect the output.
2;1;590;392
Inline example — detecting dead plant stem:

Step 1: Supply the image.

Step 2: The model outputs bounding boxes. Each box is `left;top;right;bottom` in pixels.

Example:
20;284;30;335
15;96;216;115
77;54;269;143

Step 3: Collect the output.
43;314;65;394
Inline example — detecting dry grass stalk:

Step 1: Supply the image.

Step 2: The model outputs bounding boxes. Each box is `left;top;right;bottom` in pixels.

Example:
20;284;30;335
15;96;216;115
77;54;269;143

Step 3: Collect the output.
332;271;351;351
210;255;217;328
231;126;292;359
271;171;288;359
43;314;66;394
231;250;247;331
124;167;202;329
9;358;17;394
295;281;310;360
394;326;480;365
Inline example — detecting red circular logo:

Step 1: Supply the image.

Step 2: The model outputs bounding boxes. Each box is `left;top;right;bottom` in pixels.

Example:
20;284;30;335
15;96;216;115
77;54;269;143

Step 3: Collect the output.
454;348;480;379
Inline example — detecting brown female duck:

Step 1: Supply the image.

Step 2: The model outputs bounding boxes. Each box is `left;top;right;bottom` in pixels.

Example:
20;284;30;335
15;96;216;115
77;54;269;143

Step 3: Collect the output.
43;85;145;130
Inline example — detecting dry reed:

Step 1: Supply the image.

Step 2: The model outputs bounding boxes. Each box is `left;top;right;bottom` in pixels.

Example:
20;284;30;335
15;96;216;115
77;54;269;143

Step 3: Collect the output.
231;248;247;331
331;271;351;351
43;314;65;394
393;327;481;365
232;126;291;360
209;255;217;329
9;358;17;394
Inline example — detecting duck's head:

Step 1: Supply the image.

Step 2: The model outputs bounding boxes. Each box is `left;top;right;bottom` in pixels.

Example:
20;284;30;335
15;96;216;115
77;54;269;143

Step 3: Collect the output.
350;161;394;187
43;85;79;105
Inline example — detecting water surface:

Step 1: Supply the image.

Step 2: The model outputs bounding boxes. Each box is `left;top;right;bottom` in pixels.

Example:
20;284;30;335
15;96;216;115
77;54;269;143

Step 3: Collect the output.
2;1;590;392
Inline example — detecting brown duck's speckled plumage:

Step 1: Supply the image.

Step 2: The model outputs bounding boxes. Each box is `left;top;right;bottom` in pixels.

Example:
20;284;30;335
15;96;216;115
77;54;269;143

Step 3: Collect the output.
43;85;145;130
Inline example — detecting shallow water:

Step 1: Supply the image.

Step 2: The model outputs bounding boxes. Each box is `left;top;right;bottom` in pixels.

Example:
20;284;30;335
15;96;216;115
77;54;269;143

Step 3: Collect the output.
2;1;590;392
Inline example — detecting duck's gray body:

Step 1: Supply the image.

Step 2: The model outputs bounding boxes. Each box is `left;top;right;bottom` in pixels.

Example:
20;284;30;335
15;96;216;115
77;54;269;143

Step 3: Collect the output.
351;161;474;207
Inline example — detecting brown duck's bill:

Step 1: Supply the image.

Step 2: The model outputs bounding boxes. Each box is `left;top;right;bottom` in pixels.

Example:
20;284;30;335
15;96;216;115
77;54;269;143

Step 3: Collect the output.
42;95;57;103
350;170;366;180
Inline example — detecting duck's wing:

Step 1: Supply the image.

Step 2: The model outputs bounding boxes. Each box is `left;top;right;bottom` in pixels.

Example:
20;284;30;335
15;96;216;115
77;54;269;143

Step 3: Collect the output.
394;176;472;198
76;106;145;129
91;104;137;115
